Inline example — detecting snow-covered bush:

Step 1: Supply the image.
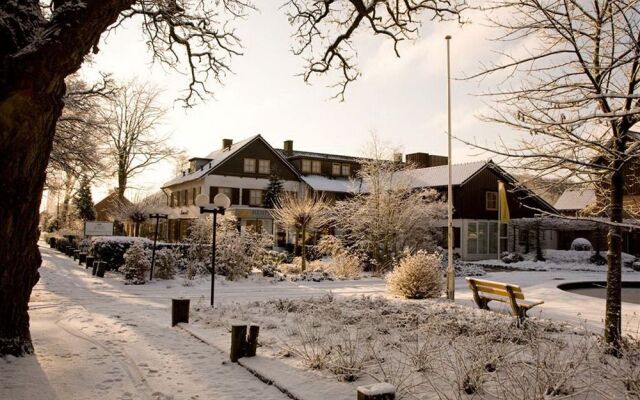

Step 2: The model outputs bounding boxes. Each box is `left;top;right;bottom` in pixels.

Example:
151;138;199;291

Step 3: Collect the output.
154;247;180;279
121;242;150;284
89;236;152;270
570;238;592;251
501;252;524;264
387;251;443;299
315;235;362;279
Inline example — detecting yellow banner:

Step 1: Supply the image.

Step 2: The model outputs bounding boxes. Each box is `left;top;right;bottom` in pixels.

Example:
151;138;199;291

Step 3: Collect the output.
498;181;510;222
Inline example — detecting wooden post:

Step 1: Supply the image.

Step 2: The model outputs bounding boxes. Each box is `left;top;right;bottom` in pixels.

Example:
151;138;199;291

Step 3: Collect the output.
96;262;106;278
79;253;86;265
357;383;396;400
86;256;94;270
91;261;98;276
246;325;260;357
171;298;190;326
230;325;248;362
73;250;79;260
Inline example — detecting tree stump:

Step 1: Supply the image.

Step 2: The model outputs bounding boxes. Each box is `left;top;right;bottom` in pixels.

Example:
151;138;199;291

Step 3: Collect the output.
357;383;396;400
246;325;260;357
96;262;106;278
171;298;190;327
86;256;94;270
91;261;99;276
230;325;248;362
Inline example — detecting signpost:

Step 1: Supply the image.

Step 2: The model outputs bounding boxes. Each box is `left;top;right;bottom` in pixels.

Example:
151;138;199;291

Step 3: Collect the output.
84;221;114;237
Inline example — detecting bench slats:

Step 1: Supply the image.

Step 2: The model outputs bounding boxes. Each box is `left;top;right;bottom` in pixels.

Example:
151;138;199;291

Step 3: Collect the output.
479;294;544;309
468;278;522;291
465;277;543;321
473;285;525;300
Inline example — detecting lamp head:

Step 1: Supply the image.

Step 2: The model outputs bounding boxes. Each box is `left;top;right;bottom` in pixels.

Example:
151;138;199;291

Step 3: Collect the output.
195;193;209;208
213;193;231;209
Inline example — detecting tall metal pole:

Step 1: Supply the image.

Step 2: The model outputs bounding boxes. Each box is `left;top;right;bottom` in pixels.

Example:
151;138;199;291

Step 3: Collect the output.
445;35;455;301
211;211;217;307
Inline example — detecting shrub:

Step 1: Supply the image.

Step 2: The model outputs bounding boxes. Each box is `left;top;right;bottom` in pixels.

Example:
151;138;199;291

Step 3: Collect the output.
501;252;524;264
154;247;180;279
121;242;150;284
326;253;362;279
387;251;443;299
89;236;152;270
570;238;592;251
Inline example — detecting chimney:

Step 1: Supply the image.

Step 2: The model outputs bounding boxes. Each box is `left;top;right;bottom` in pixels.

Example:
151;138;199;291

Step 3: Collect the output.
393;153;403;163
283;140;294;156
406;153;448;168
222;138;233;150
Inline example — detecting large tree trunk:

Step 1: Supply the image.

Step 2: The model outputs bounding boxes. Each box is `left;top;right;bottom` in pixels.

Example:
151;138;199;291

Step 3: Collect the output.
605;158;625;355
0;85;65;355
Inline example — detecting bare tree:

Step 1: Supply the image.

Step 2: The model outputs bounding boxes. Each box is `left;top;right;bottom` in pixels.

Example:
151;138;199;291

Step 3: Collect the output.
331;141;446;272
271;193;329;271
467;0;640;354
101;82;178;201
0;0;467;356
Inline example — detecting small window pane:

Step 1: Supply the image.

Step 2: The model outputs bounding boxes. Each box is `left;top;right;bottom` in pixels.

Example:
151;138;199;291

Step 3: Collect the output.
478;221;488;254
244;158;256;173
341;164;350;176
486;192;498;211
312;160;321;174
489;221;498;254
258;159;270;174
332;163;341;175
249;190;263;206
467;222;478;254
302;159;311;173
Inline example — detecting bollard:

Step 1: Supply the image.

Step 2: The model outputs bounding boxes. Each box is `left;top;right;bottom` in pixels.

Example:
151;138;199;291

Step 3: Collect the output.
92;261;98;276
96;262;106;278
86;256;94;270
230;325;248;362
171;298;190;327
246;325;260;357
73;250;79;260
357;383;395;400
79;253;87;265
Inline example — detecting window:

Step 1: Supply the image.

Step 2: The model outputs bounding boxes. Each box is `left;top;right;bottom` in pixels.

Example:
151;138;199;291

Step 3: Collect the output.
244;158;256;173
312;160;322;174
192;188;197;205
332;163;341;176
341;164;351;176
301;159;312;173
258;159;271;174
219;187;233;201
183;189;188;206
170;192;175;207
467;223;478;254
249;189;263;206
246;220;263;233
485;191;498;211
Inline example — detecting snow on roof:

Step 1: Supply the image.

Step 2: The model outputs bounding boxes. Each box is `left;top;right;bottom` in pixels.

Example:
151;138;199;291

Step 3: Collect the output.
301;175;359;193
162;135;259;187
403;161;488;188
277;149;365;163
554;189;596;211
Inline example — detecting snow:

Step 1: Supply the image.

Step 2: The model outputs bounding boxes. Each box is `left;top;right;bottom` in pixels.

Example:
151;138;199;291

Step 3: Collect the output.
402;160;487;188
357;383;395;395
554;188;596;211
301;175;358;193
5;243;640;399
472;249;636;272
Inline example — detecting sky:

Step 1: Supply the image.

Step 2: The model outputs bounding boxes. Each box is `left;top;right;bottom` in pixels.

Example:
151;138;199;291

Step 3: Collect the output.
75;4;515;201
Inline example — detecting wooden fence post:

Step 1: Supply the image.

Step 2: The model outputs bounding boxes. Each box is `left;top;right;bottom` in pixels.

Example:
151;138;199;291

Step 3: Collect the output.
171;298;190;326
246;325;260;357
86;256;94;270
230;325;248;362
357;383;395;400
96;262;106;278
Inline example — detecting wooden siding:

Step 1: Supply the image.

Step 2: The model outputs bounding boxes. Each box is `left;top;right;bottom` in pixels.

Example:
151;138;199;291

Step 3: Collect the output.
211;139;298;180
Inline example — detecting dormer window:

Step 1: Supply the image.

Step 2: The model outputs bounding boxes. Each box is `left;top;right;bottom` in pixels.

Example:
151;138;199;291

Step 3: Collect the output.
341;164;351;176
244;158;256;173
332;163;341;176
312;160;321;174
258;159;271;174
302;159;312;173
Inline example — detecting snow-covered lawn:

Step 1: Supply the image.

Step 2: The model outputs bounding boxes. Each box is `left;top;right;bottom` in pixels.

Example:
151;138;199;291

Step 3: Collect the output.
470;249;637;272
4;244;640;399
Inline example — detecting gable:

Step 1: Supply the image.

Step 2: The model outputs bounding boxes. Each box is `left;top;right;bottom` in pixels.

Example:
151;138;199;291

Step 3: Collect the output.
211;137;299;180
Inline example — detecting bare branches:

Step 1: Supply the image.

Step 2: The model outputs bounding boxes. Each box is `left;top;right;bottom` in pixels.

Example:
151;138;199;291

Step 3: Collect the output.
285;0;467;100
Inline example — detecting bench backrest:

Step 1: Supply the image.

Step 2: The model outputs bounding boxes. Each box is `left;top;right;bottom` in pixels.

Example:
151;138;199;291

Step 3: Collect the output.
466;278;525;300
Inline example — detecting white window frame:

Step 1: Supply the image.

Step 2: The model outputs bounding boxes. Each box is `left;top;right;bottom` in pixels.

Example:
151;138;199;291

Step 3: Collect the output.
258;159;271;174
244;158;256;173
249;189;263;206
485;191;498;211
312;160;322;174
301;159;312;173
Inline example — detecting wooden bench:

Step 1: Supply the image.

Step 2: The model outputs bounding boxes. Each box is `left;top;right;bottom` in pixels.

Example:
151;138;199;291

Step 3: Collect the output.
466;278;543;323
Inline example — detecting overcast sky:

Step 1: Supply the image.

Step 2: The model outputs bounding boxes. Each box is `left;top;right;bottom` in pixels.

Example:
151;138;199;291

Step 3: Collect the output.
77;4;513;201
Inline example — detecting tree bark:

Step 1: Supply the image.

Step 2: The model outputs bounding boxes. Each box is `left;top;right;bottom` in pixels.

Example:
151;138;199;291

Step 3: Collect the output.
301;225;307;271
605;154;625;355
0;84;65;355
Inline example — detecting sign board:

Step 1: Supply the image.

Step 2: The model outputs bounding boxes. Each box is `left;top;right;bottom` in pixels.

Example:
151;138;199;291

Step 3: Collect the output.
84;221;114;237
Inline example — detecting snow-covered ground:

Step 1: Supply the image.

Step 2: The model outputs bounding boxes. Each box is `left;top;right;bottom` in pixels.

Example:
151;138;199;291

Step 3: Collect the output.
3;244;640;399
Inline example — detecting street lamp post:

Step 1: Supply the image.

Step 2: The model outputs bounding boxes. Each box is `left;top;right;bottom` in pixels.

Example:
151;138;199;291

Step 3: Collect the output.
149;213;168;281
195;192;231;307
445;34;455;301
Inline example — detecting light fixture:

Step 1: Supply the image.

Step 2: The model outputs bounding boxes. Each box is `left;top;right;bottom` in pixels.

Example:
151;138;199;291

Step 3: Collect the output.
213;193;231;209
195;193;209;208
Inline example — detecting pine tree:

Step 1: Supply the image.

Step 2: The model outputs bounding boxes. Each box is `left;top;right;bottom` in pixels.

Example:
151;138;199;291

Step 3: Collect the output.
73;178;96;221
263;173;284;209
